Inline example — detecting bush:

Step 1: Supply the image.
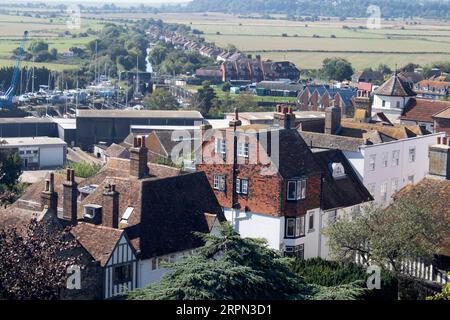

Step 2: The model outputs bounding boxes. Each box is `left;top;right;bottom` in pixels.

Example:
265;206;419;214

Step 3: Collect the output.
64;162;102;178
289;258;398;300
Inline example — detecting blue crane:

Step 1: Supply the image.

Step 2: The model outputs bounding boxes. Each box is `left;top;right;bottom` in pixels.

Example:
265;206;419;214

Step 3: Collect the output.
0;31;29;109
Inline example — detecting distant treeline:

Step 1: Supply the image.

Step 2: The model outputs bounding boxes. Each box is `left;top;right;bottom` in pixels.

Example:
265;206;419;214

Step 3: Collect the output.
182;0;450;19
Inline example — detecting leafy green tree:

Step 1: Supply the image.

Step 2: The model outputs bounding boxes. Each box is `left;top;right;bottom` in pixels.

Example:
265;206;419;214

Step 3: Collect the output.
221;82;232;92
64;162;102;179
322;57;354;81
377;64;392;75
193;81;217;116
0;150;22;189
327;189;450;275
29;40;49;55
128;223;314;300
143;88;179;110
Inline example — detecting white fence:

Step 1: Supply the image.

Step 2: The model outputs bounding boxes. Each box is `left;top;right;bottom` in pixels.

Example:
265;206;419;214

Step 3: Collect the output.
356;254;449;285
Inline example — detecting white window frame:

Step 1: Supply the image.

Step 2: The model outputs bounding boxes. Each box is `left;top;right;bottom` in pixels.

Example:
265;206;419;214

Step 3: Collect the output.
380;182;388;202
285;216;305;238
237;142;249;158
382;152;388;168
392;150;400;167
408;147;416;163
215;138;226;155
308;213;314;232
287;179;307;200
391;178;399;194
369;154;376;171
213;175;226;191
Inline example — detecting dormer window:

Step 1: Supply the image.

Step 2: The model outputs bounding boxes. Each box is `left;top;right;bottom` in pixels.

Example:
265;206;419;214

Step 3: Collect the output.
215;138;226;155
237;142;249;158
287;179;307;201
331;163;346;179
84;204;102;220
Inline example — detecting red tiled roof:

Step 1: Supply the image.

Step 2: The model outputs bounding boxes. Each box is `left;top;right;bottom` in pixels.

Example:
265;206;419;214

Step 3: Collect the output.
400;98;450;122
71;223;124;266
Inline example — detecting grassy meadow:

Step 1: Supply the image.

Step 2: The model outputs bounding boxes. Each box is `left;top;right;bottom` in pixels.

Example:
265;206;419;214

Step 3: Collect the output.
132;12;450;70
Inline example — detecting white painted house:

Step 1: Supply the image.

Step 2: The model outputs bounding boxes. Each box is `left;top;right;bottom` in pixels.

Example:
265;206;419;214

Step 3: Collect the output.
371;72;416;124
343;132;446;205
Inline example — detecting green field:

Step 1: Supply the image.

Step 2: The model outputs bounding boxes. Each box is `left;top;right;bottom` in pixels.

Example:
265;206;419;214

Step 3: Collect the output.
132;12;450;70
0;13;103;71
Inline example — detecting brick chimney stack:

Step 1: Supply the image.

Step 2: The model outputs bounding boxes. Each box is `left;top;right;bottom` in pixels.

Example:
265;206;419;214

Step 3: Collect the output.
102;184;120;229
325;105;341;135
41;172;58;213
62;168;78;225
274;105;296;129
229;108;242;127
130;136;149;179
428;136;450;180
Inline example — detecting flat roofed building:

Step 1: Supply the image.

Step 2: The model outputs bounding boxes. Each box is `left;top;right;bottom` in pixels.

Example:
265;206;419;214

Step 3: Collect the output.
0;117;58;138
75;109;204;151
0;136;67;169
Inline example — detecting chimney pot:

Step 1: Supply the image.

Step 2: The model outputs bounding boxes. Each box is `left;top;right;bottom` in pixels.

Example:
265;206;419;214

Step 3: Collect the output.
443;137;448;145
133;136;138;148
437;137;442;145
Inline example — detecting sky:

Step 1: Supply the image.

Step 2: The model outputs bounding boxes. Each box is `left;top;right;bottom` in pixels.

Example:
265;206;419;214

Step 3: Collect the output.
12;0;190;3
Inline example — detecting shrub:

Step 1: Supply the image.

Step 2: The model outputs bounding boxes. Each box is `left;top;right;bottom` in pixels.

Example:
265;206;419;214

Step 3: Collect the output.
289;258;398;300
65;162;102;178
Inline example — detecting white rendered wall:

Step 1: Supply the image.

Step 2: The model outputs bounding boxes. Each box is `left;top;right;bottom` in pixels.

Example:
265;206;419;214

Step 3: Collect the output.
372;95;412;123
39;145;65;168
360;132;445;206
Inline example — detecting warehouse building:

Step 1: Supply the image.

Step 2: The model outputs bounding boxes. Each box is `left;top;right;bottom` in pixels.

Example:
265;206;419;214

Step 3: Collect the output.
0;137;67;169
75;109;204;151
0;118;58;138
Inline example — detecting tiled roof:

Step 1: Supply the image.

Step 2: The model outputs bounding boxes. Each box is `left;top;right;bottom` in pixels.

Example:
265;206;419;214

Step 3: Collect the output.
312;149;373;210
400;98;450;122
340;119;424;140
105;143;130;159
375;73;416;97
262;129;322;179
14;172;84;213
134;172;224;259
433;107;450;119
71;223;124;266
298;130;366;152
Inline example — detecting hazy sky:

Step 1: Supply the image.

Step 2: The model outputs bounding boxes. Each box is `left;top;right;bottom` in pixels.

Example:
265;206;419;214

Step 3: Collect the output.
11;0;190;3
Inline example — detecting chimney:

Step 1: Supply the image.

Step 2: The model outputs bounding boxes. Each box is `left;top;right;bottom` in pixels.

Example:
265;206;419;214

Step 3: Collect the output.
273;105;296;129
102;184;120;229
325;105;341;135
62;168;78;225
428;136;450;179
229;108;242;127
41;172;58;213
130;136;149;179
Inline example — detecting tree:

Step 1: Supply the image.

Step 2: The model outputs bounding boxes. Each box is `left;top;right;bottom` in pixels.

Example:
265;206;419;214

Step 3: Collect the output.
327;190;450;275
193;81;217;116
29;40;49;55
0;150;22;189
143;88;179;110
0;219;80;299
128;223;314;300
234;92;259;112
377;64;392;75
221;82;231;92
65;162;102;179
322;57;354;81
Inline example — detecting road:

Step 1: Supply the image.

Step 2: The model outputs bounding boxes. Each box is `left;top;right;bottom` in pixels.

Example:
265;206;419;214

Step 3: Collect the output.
67;147;103;165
